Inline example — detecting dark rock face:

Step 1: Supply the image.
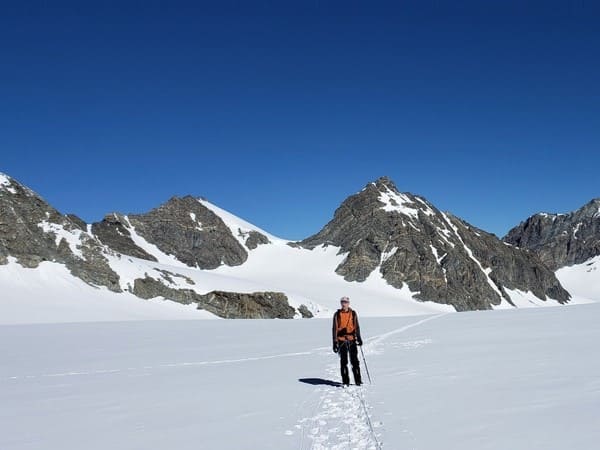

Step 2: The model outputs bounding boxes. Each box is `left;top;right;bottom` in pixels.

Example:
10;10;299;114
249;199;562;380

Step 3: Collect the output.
297;304;314;318
132;276;297;318
197;290;296;319
504;199;600;270
298;177;570;310
92;213;158;261
244;230;270;250
92;196;249;269
65;214;87;231
0;173;121;291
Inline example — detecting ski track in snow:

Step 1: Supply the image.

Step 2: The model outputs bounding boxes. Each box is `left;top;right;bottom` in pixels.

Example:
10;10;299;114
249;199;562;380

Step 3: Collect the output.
3;314;448;383
2;351;313;381
292;313;449;450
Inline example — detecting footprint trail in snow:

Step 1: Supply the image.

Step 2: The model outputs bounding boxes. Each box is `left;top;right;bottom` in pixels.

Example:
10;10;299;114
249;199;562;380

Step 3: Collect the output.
295;362;383;450
291;313;449;449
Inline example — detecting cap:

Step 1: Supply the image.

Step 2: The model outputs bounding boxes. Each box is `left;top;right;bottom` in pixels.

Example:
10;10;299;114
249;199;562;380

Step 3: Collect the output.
340;296;350;303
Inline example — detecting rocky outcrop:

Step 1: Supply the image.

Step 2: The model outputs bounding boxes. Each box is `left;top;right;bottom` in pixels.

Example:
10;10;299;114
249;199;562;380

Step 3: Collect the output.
297;304;314;318
132;275;299;318
92;196;249;269
504;199;600;270
197;291;296;319
65;214;87;231
298;177;570;310
0;173;121;291
244;230;270;250
92;213;158;261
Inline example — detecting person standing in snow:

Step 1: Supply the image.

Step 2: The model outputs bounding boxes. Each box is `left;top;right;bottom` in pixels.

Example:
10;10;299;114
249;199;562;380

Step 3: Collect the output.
332;296;363;386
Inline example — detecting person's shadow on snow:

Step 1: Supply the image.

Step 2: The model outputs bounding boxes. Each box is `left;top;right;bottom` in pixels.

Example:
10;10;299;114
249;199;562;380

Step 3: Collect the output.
298;378;341;387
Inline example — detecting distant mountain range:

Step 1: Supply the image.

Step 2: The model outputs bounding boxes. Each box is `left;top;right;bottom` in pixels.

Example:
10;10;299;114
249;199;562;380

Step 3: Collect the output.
1;172;598;321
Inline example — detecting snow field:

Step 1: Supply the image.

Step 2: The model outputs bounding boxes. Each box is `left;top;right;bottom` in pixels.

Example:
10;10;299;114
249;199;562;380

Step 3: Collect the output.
556;255;600;302
0;258;216;324
2;304;599;449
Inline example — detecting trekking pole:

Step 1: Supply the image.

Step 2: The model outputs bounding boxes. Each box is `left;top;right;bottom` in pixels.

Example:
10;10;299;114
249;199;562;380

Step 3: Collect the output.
359;345;373;385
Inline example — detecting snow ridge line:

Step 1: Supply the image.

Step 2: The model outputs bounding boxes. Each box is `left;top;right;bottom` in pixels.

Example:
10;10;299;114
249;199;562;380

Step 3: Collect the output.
3;351;312;381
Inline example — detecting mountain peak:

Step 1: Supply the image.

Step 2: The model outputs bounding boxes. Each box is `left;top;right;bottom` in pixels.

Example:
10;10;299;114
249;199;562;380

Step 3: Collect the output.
0;172;40;198
370;176;398;192
0;172;16;193
582;198;600;214
299;179;569;309
505;197;600;269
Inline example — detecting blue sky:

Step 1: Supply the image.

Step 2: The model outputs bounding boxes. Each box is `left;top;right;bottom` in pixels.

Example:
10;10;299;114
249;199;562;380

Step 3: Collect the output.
2;1;599;240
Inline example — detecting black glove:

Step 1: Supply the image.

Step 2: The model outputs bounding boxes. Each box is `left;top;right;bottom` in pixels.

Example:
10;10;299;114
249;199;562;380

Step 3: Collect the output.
333;342;339;353
356;339;363;346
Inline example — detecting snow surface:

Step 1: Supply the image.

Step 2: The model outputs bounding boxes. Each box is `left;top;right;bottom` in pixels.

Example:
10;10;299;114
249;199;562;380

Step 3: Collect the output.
377;186;421;218
207;242;455;317
199;198;283;244
0;258;216;324
556;255;600;302
2;304;599;449
495;288;573;309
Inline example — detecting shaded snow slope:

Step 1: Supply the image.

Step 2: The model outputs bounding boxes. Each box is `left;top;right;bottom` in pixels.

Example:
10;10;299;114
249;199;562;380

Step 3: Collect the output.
2;304;599;449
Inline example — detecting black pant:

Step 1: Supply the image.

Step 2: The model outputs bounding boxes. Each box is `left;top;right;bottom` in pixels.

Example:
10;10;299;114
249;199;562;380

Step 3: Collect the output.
339;340;362;385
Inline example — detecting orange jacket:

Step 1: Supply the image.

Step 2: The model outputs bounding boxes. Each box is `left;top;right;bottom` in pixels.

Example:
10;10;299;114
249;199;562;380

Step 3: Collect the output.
332;308;362;343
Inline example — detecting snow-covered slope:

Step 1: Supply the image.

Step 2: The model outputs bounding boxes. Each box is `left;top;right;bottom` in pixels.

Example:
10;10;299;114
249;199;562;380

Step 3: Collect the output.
0;257;216;324
556;255;600;302
98;239;454;320
2;303;599;449
198;198;285;244
202;241;454;317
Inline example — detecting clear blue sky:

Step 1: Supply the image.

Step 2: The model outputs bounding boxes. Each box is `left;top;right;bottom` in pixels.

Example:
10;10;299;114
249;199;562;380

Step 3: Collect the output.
2;1;599;240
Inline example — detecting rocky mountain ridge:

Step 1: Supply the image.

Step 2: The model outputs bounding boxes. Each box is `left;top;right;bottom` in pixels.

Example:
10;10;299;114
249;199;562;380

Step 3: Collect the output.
299;177;569;311
1;172;585;316
0;172;294;319
504;199;600;270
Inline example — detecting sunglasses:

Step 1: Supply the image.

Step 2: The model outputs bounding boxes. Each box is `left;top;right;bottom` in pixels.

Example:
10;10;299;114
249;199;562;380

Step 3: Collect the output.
340;300;349;303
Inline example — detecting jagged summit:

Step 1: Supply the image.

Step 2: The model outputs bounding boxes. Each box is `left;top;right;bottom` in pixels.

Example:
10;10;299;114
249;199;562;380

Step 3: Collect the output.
0;172;39;198
580;198;600;217
505;198;600;270
91;194;271;269
371;175;397;189
299;176;569;310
